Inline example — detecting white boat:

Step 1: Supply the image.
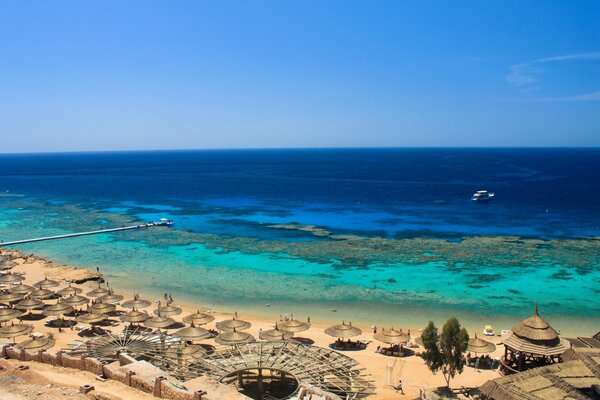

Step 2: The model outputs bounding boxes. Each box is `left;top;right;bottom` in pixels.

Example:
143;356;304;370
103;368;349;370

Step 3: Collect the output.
483;325;495;336
472;190;494;202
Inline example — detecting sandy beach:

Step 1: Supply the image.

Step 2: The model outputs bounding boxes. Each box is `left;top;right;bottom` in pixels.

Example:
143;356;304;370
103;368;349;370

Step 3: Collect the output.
0;248;514;399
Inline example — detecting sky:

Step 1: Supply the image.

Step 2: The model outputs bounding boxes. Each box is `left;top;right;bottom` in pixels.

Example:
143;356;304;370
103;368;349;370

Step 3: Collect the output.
0;1;599;152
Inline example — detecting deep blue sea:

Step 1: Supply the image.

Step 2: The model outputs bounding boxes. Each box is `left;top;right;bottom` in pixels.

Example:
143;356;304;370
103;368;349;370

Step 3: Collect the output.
1;148;599;334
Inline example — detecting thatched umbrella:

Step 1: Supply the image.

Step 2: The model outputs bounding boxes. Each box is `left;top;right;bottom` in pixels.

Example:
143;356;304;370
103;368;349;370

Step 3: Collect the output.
43;301;75;327
216;316;251;332
467;333;496;355
30;288;55;299
259;324;294;341
86;285;109;298
374;328;410;345
144;314;176;330
173;323;212;341
43;301;74;317
0;321;33;342
89;302;116;315
0;292;24;304
17;335;55;351
57;284;82;297
63;295;89;307
278;318;310;333
33;277;59;289
120;310;150;324
215;328;256;345
8;284;34;295
15;297;44;311
325;321;362;339
76;313;107;324
0;308;24;323
182;310;215;325
154;304;182;317
97;293;124;304
165;344;205;363
0;260;16;271
121;298;151;309
0;273;23;285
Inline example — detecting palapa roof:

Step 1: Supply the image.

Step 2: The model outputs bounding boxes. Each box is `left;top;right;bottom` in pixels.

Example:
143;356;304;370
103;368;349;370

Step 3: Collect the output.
215;317;251;332
97;293;124;304
480;347;600;400
76;312;107;324
0;308;24;321
63;294;89;307
182;310;215;325
259;325;294;341
0;273;23;284
15;297;44;311
120;310;150;323
0;292;24;303
0;322;33;338
33;277;59;289
17;335;56;351
57;284;82;297
30;288;55;299
154;304;182;317
86;286;109;298
467;334;497;354
374;327;410;344
8;284;34;295
504;305;569;356
173;323;212;340
277;318;310;333
121;298;151;309
43;301;74;316
90;302;116;315
325;321;362;339
164;344;205;362
215;329;256;345
144;315;176;329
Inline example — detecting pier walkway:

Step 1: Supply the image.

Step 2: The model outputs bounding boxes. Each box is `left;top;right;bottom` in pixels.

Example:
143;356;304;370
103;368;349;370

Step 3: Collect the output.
0;220;173;246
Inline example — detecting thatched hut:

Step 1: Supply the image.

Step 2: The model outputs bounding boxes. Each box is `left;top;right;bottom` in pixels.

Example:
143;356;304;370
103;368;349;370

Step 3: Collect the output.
500;305;570;374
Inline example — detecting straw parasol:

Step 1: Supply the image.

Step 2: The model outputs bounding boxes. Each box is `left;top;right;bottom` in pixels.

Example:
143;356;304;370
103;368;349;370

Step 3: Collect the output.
76;313;107;324
215;328;256;345
374;328;410;345
17;335;55;351
0;308;24;322
86;286;109;298
30;288;55;299
57;284;82;297
120;310;150;324
173;323;212;341
216;316;251;332
182;310;215;325
63;295;89;307
0;261;16;271
121;298;151;309
325;321;362;339
165;344;205;363
43;301;74;317
89;302;116;315
33;277;59;289
0;273;23;285
0;322;33;341
0;292;24;304
8;284;34;295
259;324;294;341
154;304;182;317
467;333;496;354
15;297;44;311
278;318;310;333
144;314;176;330
97;293;124;304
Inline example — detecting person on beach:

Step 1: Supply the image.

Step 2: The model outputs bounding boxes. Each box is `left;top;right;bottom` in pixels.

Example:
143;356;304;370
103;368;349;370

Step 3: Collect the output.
394;379;404;394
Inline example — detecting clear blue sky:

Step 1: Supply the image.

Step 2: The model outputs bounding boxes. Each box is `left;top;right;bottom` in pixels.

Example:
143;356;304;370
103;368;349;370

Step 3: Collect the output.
0;1;599;152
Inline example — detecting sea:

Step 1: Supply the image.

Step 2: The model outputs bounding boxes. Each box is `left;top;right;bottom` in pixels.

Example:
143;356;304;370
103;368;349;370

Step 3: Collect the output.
0;148;599;334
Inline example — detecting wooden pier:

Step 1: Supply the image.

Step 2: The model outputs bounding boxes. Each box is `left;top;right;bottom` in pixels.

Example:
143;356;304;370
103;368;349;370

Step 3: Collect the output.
0;220;173;246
